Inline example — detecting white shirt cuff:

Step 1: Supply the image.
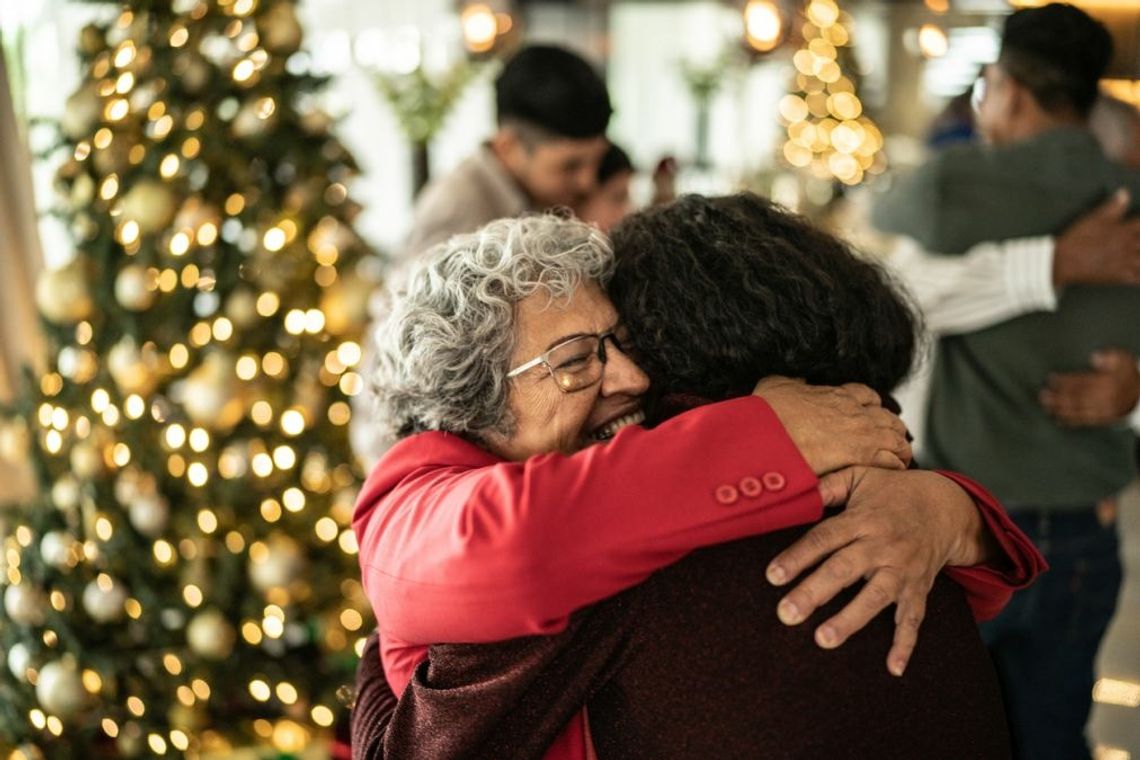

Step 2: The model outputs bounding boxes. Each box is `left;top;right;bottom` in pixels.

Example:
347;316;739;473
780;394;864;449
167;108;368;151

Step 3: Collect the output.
1003;236;1058;313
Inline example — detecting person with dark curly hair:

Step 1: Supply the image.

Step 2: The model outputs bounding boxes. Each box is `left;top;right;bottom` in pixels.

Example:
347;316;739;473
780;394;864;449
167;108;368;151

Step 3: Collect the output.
348;196;1045;759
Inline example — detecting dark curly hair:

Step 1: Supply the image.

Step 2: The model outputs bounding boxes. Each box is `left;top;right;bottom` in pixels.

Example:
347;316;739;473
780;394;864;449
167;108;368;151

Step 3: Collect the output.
607;193;920;418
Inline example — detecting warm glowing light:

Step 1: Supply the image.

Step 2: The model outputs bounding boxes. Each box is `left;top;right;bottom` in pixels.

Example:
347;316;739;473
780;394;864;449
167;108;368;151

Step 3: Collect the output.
236;355;259;380
1093;678;1140;707
163;654;183;675
315;517;339;542
250;679;271;702
148;733;168;754
276;682;298;705
311;705;335;727
461;4;499;53
165;424;187;449
127;696;146;717
328;401;352;425
153;540;176;565
806;0;839;27
100;174;120;200
280;409;306;436
160;154;181;178
105;98;130;121
197;510;216;535
187;462;209;487
189;428;210;452
744;0;783;52
170;231;192;256
261;499;283;522
182;585;203;607
171;26;190;47
169;343;189;369
233;59;256;83
256;291;280;316
284;309;306;335
263;227;287;252
918;24;949;58
283;487;306;512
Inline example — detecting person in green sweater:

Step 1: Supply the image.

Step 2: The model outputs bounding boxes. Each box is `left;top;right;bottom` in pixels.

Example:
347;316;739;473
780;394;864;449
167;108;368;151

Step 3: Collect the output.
874;5;1140;759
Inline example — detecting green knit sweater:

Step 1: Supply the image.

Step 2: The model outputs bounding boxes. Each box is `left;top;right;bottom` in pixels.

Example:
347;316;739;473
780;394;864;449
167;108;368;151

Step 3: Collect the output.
874;127;1140;508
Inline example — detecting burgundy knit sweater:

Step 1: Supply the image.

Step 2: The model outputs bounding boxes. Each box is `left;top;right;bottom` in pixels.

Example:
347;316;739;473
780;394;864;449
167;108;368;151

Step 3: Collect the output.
351;524;1010;759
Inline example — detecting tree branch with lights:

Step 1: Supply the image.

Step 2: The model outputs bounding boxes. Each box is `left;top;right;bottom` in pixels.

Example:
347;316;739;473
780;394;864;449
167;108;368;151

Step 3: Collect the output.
0;0;380;756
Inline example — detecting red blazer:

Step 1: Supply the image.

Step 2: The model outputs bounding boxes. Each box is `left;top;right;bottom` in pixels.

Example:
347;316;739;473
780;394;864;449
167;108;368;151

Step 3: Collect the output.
352;396;1044;760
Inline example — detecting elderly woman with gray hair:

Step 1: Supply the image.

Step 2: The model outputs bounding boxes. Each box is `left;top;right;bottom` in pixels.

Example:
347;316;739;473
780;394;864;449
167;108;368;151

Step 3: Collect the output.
352;214;1030;760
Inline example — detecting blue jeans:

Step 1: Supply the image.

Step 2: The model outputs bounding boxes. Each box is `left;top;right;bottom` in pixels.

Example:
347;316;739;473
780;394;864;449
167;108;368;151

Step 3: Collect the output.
980;509;1122;760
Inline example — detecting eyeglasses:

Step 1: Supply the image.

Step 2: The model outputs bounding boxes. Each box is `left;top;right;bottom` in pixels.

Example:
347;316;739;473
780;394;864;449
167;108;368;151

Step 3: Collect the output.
506;329;630;393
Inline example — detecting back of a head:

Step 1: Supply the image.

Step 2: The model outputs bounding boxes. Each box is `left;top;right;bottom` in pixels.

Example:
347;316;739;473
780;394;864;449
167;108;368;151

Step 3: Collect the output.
608;193;918;410
999;3;1111;117
495;45;612;138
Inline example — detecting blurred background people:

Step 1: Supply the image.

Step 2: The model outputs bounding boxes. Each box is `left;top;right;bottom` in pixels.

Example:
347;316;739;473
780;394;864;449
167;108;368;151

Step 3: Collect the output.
400;44;611;260
574;141;634;232
874;6;1140;758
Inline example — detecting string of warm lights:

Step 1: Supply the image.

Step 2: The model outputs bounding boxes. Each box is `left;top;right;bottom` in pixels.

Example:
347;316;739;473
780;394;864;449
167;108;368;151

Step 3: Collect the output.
0;0;376;757
777;0;886;185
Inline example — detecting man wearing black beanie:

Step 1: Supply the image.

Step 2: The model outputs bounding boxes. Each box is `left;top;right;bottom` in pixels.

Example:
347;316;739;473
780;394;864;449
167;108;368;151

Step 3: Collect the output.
875;5;1140;759
399;45;611;259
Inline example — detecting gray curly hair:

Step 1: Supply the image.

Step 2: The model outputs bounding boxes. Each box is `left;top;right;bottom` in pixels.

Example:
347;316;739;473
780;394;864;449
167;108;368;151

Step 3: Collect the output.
370;215;614;444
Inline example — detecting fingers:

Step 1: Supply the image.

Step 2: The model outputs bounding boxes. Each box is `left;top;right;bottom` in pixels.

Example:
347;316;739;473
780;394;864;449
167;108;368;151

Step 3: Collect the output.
839;382;881;408
813;568;902;652
886;590;928;677
817;468;857;508
767;511;858;587
870;449;907;471
1090;348;1132;371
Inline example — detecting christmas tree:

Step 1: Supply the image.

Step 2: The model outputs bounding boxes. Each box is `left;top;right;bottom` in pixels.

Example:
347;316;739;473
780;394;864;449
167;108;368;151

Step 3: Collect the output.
0;0;378;757
777;0;885;186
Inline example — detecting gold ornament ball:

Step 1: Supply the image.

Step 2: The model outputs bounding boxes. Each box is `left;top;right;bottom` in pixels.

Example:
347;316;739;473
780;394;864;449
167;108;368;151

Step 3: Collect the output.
70;173;95;206
119;179;177;235
4;584;47;626
225;288;259;328
232;100;278;139
51;475;82;512
57;346;100;384
172;352;243;428
260;2;303;53
69;439;105;479
114;265;157;311
249;533;306;591
6;642;33;682
82;577;128;623
186;609;237;661
108;337;161;396
128;492;170;538
36;660;86;718
36;261;93;324
9;744;46;760
92;138;133;177
59;84;101;140
78;23;105;55
39;531;75;570
321;276;373;336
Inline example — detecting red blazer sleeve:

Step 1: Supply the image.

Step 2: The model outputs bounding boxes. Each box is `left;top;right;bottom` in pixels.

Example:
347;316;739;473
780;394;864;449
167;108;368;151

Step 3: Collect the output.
936;470;1048;622
355;396;821;645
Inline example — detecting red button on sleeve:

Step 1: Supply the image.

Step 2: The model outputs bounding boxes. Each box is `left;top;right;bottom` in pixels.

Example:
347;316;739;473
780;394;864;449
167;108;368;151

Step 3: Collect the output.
715;485;740;505
739;476;763;497
761;472;786;492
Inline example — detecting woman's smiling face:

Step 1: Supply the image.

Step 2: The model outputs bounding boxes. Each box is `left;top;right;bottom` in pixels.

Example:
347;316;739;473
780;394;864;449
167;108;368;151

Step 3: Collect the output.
483;282;649;461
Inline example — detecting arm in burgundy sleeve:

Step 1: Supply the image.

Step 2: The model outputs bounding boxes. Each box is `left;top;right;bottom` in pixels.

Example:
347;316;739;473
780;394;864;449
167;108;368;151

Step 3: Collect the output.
936;470;1049;621
351;631;397;760
359;396;822;644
